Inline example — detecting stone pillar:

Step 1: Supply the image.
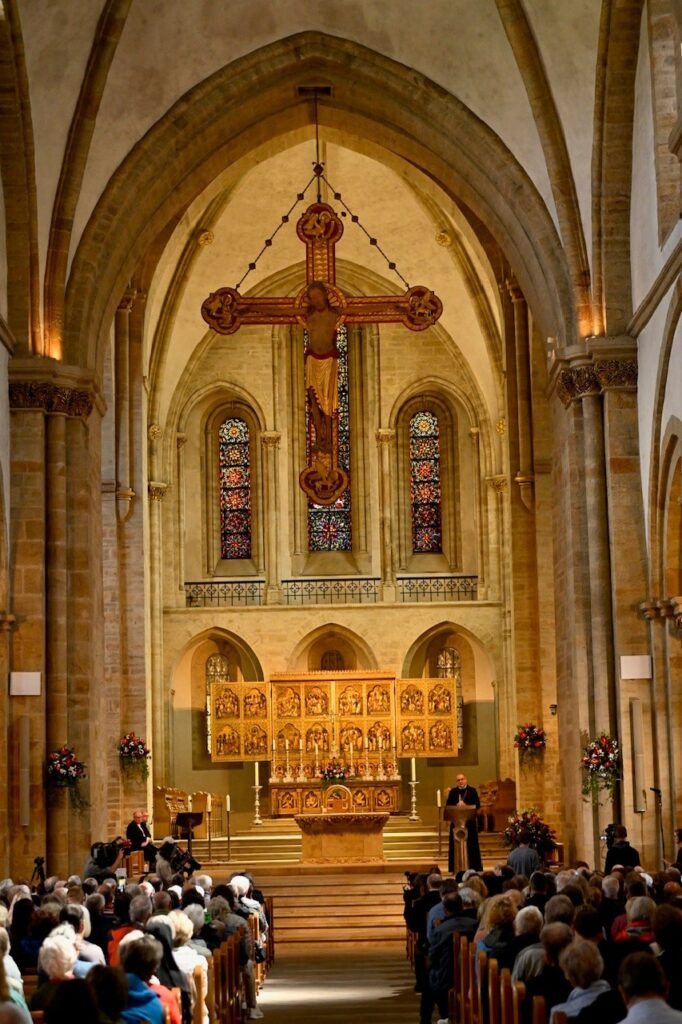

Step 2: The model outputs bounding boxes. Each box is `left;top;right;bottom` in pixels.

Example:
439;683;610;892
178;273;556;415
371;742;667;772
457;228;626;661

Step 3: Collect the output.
487;475;514;778
469;428;487;597
261;432;281;604
148;479;169;786
507;280;534;510
115;291;136;521
45;409;69;875
376;428;396;601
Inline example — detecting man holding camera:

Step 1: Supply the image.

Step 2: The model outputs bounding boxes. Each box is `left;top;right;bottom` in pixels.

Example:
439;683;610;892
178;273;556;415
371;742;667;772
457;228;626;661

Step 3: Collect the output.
126;808;158;866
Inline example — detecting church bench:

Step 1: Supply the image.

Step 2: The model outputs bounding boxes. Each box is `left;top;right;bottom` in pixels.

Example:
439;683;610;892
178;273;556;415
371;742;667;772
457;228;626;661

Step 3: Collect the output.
265;895;275;969
193;961;206;1024
488;958;501;1024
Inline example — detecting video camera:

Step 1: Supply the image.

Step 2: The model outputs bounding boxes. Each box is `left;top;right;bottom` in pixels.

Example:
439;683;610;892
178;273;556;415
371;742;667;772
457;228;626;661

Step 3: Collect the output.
92;835;131;869
600;823;616;850
159;840;201;877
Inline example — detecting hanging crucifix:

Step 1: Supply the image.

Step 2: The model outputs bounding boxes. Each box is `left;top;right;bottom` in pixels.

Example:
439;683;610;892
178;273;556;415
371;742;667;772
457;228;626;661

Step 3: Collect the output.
201;188;443;506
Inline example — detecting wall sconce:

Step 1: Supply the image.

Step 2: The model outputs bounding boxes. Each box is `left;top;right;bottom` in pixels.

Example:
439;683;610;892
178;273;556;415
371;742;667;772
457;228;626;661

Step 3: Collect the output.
549;704;558;716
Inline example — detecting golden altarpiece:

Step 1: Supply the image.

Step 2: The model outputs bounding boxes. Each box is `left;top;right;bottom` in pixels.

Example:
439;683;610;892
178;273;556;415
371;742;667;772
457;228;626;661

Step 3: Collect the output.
209;671;459;816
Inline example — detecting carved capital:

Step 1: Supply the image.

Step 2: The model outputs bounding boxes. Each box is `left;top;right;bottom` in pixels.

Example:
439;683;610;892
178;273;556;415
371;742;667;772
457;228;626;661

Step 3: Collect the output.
671;597;682;632
505;277;525;304
638;599;660;621
556;365;601;406
176;433;188;450
487;475;508;493
376;428;396;447
495;418;506;436
9;381;94;418
0;613;17;633
260;431;281;450
593;358;638;392
148;423;163;442
469;427;480;444
117;288;137;313
148;482;169;501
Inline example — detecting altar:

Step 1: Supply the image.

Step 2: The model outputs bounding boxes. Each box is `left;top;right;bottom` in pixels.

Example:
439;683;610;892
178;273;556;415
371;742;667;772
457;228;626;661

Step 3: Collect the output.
294;812;390;864
270;778;400;816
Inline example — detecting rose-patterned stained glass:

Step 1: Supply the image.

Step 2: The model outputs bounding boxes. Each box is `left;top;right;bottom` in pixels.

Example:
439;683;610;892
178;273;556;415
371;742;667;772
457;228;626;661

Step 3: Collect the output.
219;418;252;559
307;324;352;551
410;411;442;553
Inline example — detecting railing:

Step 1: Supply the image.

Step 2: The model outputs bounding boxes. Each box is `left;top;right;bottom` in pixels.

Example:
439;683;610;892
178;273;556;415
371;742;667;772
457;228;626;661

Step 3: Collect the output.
396;575;478;602
184;580;265;607
281;577;381;605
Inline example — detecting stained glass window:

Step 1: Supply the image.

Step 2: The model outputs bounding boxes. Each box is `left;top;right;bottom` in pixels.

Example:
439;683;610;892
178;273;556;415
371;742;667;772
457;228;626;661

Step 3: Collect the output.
307;324;352;551
219;418;252;559
321;650;345;671
409;411;442;553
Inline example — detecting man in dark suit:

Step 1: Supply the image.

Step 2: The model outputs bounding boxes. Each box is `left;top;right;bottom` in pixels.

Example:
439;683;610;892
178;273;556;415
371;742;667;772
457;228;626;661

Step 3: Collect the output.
446;773;483;872
126;808;157;866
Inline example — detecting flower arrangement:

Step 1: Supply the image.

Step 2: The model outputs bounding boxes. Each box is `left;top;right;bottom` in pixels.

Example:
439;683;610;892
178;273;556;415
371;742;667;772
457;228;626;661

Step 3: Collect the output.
581;732;620;802
514;723;546;756
503;808;557;859
46;745;88;813
319;759;352;783
118;732;151;781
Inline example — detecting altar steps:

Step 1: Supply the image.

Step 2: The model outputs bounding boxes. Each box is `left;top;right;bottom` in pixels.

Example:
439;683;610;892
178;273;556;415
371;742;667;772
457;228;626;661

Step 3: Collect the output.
191;817;509;869
255;871;408;948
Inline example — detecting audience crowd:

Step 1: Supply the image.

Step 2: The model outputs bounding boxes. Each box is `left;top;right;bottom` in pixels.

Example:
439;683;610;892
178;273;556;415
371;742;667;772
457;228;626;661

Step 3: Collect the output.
405;832;682;1024
0;837;269;1024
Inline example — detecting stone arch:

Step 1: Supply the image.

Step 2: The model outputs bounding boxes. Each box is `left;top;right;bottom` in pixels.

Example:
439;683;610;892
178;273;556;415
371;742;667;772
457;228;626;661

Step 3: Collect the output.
647;0;681;243
400;620;497;696
170;625;264;683
65;32;576;377
658;421;682;598
287;622;378;673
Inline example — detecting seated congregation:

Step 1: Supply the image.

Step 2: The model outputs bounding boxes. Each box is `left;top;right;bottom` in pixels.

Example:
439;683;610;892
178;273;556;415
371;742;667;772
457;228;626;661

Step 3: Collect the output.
405;849;682;1024
0;859;272;1024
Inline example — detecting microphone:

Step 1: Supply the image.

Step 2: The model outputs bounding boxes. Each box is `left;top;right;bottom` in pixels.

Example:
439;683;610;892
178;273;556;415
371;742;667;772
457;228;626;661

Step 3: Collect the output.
650;787;662;794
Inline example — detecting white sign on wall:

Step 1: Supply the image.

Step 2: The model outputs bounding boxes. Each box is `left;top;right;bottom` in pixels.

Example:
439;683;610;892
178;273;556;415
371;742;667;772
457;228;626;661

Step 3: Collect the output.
619;656;652;680
9;671;41;696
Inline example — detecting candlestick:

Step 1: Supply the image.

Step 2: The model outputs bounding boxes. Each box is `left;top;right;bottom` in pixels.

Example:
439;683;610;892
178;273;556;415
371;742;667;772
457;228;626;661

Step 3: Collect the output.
408;779;420;822
436;788;441;808
254;761;259;786
226;794;231;813
188;794;193;811
285;739;289;751
411;757;416;782
206;792;212;813
272;738;275;753
252;783;262;826
298;738;304;778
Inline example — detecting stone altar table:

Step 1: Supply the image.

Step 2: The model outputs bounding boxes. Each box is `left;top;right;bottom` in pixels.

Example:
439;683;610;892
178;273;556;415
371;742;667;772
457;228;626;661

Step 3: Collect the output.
294;812;390;864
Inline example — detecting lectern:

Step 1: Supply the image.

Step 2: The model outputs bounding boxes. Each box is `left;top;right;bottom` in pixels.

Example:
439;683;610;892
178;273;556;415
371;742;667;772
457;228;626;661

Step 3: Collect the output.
443;804;477;874
174;811;203;857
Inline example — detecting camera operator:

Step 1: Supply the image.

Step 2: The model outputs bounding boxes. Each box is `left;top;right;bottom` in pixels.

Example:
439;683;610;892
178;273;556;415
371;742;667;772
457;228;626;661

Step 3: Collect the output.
82;837;128;882
156;838;201;886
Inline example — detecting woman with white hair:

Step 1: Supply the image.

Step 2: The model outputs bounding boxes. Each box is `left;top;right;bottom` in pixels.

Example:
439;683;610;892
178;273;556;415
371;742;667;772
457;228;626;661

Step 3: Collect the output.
30;933;77;1010
0;955;30;1024
168;910;208;1024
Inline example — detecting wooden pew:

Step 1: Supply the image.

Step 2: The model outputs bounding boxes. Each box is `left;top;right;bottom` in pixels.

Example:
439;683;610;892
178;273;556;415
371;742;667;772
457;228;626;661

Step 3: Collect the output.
488;958;501;1024
500;968;513;1024
532;994;548;1024
476;949;489;1024
512;981;526;1024
265;895;275;969
193;961;206;1024
212;945;226;1024
206;953;216;1024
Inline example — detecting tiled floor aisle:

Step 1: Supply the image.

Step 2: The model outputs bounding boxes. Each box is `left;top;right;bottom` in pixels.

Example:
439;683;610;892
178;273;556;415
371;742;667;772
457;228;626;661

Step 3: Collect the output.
257;948;420;1023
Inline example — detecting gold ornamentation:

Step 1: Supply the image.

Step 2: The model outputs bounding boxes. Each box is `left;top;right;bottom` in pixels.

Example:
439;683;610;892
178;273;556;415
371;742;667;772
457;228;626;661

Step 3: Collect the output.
244;724;268;755
148;423;163;442
429;720;452;750
487;475;508;493
147;482;168;501
400;684;424;715
495;418;506;436
428;683;452;714
244;688;267;717
276;686;301;718
215;687;239;719
435;230;452;247
210;681;269;762
594;358;638;391
338;686;362;715
9;381;93;418
401;721;426;752
305;687;328;716
176;433;188;450
367;685;390;714
197;229;214;247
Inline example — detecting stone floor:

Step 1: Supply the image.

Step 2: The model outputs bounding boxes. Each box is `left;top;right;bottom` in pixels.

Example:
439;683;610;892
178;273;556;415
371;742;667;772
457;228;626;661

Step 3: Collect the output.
257;947;420;1024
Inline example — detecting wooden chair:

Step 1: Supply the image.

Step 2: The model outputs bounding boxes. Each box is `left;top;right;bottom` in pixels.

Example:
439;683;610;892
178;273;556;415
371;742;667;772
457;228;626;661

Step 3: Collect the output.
125;849;145;877
193;961;206;1024
512;981;526;1024
500;967;513;1024
206;954;216;1024
265;894;275;969
531;994;548;1024
488;958;501;1024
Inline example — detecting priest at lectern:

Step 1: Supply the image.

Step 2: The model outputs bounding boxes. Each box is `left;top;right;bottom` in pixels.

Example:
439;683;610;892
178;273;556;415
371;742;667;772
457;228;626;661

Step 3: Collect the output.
446;773;482;872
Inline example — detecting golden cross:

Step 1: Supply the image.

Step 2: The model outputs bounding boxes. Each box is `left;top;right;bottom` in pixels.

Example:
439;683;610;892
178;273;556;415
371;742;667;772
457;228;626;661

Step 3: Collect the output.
201;202;442;504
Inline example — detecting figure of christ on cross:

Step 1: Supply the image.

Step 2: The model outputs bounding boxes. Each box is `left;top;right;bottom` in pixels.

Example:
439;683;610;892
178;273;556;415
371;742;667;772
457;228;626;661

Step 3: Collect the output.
201;201;443;505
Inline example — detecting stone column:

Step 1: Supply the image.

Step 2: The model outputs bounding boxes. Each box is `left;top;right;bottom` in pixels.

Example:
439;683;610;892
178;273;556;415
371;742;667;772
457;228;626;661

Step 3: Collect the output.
469;427;486;597
45;407;69;875
115;290;136;521
376;429;396;601
261;432;281;604
507;280;534;510
148;479;169;786
487;475;514;778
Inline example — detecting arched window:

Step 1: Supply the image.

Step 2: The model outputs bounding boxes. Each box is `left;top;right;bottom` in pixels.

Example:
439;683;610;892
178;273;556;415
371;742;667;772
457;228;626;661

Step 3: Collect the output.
219;418;252;559
321;649;345;671
307;324;352;551
409;411;442;554
437;645;464;750
205;653;230;754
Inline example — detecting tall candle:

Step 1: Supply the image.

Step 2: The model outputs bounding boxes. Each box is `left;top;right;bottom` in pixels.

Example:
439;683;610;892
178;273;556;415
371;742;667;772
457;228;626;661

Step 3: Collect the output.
299;739;303;751
254;761;259;786
411;757;416;782
285;739;289;751
188;794;193;810
226;794;231;813
436;789;441;808
206;792;212;813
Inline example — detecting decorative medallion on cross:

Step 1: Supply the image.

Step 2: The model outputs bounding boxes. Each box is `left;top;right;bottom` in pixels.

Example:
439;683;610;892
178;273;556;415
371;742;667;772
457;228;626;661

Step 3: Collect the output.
201;201;443;505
